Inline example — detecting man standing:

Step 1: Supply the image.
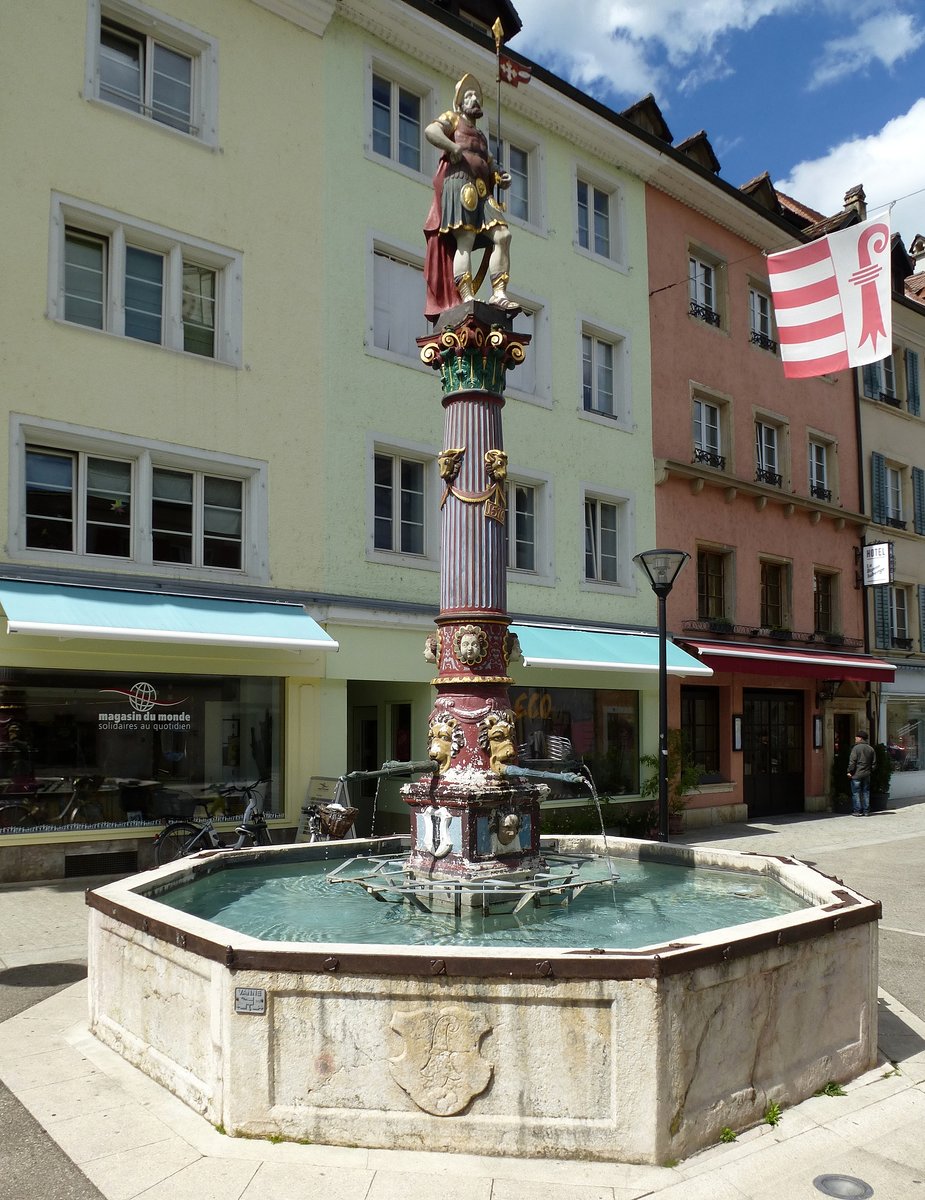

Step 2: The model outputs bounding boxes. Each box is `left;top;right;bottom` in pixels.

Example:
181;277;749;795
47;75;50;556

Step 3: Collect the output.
847;730;876;815
423;73;519;320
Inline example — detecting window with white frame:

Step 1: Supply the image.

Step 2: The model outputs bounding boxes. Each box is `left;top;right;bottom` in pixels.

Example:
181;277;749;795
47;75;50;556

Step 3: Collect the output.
576;175;622;264
887;465;905;527
373;451;428;557
505;481;536;572
748;285;776;352
85;0;218;144
580;325;628;424
892;585;911;647
51;195;241;364
755;419;784;487
809;438;833;501
371;70;424;174
372;249;426;362
689;250;723;327
692;395;724;468
583;492;630;587
12;417;265;578
490;136;533;224
862;353;897;403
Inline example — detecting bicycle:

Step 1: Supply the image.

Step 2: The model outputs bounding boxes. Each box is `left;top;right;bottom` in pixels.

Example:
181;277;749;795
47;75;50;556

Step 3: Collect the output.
0;775;106;830
152;779;272;866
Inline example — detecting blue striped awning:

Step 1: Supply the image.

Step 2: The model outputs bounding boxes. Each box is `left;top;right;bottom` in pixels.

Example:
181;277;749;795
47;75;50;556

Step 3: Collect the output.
0;581;338;652
510;624;712;677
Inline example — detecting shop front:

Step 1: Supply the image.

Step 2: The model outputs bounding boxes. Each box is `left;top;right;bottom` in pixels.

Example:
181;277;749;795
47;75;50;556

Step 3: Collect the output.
879;663;925;800
0;579;338;882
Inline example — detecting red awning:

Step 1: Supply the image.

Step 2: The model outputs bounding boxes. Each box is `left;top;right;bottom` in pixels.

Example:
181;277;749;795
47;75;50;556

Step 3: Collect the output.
680;640;896;683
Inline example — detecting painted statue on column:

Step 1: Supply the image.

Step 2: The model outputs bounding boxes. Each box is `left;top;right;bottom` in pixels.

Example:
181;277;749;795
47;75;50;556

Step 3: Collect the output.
423;73;520;320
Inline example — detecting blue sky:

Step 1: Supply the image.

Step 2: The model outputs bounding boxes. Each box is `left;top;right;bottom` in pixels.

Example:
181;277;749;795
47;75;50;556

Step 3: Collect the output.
509;0;925;245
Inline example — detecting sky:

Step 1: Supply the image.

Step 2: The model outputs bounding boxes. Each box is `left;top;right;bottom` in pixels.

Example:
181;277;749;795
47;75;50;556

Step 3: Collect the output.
508;0;925;247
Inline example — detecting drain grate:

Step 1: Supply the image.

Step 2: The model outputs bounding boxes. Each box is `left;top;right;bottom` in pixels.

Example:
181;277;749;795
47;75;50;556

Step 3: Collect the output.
64;850;138;878
813;1175;874;1199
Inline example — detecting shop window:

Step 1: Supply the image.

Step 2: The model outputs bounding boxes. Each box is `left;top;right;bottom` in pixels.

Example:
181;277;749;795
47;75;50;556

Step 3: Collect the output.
14;419;265;580
0;669;282;832
85;0;219;145
681;686;720;780
510;684;639;795
885;698;925;771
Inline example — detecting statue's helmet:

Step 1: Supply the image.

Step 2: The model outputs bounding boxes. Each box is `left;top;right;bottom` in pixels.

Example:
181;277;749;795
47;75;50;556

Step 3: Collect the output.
454;72;483;112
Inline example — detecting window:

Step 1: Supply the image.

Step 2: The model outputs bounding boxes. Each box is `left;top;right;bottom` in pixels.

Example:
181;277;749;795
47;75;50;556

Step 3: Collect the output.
862;354;898;405
689;251;722;327
13;417;265;578
809;439;833;501
506;481;535;572
748;285;776;353
372;250;426;361
583;492;630;588
887;466;905;528
755;420;783;487
681;686;720;778
580;323;629;425
892;585;911;648
760;560;789;629
693;397;724;468
373;452;426;556
697;550;729;621
871;452;909;529
576;174;622;264
51;195;241;365
371;71;424;173
491;136;533;224
85;1;218;145
814;571;836;634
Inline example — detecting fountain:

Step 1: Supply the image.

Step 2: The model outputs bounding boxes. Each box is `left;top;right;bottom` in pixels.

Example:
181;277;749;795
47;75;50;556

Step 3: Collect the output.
85;69;880;1165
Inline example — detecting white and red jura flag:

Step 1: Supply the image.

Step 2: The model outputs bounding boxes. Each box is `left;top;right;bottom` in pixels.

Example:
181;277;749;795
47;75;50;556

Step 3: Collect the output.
767;215;892;379
499;53;532;86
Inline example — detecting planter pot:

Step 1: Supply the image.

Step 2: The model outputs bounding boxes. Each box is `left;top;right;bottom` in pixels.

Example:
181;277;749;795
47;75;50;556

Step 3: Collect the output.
870;791;890;812
707;620;734;635
769;629;792;641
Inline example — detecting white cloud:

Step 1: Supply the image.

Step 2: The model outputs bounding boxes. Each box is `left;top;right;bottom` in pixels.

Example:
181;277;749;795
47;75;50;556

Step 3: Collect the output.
809;12;925;90
509;0;803;99
775;99;925;242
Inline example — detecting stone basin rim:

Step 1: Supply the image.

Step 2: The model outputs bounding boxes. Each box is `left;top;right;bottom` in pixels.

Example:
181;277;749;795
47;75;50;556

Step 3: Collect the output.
85;834;881;981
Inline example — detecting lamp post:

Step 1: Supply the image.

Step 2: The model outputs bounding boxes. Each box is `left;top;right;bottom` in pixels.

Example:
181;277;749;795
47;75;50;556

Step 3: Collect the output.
633;549;690;842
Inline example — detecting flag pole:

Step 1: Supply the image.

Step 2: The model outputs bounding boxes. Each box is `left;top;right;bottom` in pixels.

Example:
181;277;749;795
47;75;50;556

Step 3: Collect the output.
492;18;504;201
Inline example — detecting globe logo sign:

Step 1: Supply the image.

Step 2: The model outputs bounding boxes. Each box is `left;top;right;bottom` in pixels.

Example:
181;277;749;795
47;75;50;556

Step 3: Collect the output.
128;681;157;713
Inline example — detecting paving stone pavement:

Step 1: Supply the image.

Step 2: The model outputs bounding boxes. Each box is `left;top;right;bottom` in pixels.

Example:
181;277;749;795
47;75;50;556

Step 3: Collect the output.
1;803;924;1199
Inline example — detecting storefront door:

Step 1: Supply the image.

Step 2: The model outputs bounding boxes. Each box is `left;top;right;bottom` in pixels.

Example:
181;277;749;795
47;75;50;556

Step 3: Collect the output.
743;689;805;817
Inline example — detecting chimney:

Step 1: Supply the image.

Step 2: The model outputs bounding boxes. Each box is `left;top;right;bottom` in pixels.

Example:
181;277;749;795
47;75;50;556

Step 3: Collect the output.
843;184;867;219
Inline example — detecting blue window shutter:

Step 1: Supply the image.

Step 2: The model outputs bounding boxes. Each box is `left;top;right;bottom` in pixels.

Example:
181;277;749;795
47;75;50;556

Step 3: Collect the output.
871;451;887;524
907;350;921;416
914;467;925;534
874;585;892;649
862;362;879;399
919;586;925;651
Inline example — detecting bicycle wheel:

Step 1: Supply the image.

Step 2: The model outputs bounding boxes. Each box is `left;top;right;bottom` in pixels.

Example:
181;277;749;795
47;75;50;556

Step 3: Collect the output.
154;821;202;866
0;804;35;830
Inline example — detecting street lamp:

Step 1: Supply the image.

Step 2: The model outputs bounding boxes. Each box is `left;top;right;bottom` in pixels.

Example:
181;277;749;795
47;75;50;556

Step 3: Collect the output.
633;549;690;842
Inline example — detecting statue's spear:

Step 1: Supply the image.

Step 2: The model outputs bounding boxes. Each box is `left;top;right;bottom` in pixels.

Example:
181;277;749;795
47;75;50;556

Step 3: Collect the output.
492;18;504;196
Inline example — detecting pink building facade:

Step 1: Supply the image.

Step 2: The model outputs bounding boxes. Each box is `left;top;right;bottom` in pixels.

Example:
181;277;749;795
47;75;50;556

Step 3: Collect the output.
645;185;892;823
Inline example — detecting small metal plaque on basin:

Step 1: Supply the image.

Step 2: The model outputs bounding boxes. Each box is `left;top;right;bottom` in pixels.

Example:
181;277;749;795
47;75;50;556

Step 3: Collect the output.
235;987;267;1015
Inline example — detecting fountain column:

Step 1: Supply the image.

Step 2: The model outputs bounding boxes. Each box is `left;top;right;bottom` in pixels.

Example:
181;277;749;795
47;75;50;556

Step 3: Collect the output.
402;300;540;882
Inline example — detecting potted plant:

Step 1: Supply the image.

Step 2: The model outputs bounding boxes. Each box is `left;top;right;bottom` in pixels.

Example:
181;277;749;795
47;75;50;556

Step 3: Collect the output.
639;729;702;832
823;632;845;647
870;742;893;812
707;616;734;634
768;626;792;641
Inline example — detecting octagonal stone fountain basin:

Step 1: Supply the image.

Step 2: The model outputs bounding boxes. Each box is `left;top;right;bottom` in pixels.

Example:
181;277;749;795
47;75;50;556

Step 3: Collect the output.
86;835;880;1166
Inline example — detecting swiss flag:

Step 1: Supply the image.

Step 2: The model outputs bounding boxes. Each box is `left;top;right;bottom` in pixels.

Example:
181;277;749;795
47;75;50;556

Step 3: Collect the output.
767;215;892;379
498;54;532;87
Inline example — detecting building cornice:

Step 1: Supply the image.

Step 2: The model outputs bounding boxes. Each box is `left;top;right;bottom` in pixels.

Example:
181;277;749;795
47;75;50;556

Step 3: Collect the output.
250;0;336;35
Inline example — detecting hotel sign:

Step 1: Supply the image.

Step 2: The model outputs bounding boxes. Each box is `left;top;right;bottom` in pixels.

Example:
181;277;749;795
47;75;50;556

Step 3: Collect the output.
862;542;894;586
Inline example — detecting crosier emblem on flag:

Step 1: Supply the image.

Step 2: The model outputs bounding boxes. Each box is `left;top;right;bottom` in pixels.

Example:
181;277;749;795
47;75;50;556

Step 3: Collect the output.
498;53;532;86
767;214;892;379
